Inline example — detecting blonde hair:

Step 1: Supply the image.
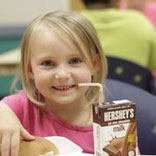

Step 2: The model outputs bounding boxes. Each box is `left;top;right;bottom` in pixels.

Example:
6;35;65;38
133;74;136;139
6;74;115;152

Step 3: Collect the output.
20;10;107;106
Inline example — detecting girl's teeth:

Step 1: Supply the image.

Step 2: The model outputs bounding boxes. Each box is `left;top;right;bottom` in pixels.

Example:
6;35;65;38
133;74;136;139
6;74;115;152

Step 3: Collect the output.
53;85;74;90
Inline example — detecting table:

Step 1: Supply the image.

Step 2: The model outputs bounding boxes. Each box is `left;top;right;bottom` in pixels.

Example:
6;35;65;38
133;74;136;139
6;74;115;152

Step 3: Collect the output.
0;48;20;75
0;48;20;65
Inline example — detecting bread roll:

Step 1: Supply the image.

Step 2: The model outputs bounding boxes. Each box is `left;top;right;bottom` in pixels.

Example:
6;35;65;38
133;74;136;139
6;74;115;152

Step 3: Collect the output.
19;137;59;156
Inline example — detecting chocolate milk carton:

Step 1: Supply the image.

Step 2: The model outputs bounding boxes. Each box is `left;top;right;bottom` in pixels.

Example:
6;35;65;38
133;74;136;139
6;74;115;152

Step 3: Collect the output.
93;100;137;156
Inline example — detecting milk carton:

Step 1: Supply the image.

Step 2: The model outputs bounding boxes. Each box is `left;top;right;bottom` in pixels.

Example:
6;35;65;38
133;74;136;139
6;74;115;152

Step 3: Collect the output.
93;100;137;156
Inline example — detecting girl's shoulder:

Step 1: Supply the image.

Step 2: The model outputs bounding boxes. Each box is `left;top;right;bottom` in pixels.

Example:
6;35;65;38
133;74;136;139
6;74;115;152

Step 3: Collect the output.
0;90;39;120
0;89;34;111
1;90;28;103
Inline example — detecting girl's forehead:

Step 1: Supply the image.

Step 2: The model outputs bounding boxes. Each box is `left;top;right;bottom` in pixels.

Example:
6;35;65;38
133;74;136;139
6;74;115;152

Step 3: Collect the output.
30;25;83;56
32;25;68;46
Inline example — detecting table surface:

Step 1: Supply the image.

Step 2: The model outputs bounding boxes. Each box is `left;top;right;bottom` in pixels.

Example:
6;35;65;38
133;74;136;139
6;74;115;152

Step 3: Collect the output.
0;48;20;65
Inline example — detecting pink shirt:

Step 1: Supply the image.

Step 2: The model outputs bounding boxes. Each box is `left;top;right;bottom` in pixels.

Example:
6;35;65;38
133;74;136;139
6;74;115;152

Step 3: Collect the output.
144;2;156;28
0;90;94;154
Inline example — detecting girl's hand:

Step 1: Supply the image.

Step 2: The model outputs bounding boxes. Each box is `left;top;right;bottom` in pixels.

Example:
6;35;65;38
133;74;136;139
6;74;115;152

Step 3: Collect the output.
0;103;35;156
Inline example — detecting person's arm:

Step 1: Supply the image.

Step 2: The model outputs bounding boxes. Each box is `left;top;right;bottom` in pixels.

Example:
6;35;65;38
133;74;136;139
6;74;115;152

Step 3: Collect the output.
0;103;35;156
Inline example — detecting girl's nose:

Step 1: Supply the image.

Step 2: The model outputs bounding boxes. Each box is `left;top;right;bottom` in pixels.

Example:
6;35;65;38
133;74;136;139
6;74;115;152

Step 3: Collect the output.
54;73;71;80
54;67;71;82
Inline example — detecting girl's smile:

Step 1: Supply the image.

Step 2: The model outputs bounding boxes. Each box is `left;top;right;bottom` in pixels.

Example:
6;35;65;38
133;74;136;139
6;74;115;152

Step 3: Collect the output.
51;85;76;91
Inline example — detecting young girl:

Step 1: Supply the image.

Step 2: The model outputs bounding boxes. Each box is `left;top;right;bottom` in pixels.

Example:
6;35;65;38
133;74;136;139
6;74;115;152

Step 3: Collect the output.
0;11;107;156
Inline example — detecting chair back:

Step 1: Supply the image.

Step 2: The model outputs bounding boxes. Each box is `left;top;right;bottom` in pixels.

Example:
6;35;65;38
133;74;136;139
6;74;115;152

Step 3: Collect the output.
105;79;156;155
107;56;155;94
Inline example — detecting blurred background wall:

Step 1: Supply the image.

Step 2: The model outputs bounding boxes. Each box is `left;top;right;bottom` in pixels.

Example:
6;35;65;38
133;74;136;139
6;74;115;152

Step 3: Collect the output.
0;0;69;26
0;0;70;54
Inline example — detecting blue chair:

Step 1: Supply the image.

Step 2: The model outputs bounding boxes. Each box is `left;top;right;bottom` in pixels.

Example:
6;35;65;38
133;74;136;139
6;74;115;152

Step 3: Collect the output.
105;79;156;154
106;56;156;95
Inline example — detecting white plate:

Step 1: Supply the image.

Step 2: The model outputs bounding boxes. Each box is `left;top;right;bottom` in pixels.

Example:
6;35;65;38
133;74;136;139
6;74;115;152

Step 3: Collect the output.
45;136;83;156
81;154;147;156
81;154;94;156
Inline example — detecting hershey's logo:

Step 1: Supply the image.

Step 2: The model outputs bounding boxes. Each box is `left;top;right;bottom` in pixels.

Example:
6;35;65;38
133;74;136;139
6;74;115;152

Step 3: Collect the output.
104;108;134;122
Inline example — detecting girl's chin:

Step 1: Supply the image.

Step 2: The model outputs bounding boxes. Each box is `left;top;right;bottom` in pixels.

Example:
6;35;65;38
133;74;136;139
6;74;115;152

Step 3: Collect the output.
48;97;77;105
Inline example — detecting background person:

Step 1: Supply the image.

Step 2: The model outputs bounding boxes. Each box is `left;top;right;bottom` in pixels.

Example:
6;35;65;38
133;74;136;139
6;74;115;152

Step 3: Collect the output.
81;0;156;72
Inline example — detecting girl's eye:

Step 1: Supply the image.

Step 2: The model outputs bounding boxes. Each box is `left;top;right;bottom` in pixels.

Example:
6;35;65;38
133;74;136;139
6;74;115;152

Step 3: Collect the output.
69;57;82;64
42;60;55;67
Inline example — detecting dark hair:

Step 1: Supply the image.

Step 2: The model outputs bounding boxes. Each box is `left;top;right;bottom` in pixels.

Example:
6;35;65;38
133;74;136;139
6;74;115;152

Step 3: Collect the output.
82;0;110;5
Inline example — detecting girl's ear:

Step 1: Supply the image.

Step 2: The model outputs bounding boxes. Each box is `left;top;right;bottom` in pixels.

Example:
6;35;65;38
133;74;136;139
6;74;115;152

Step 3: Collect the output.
27;65;34;79
93;54;100;73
